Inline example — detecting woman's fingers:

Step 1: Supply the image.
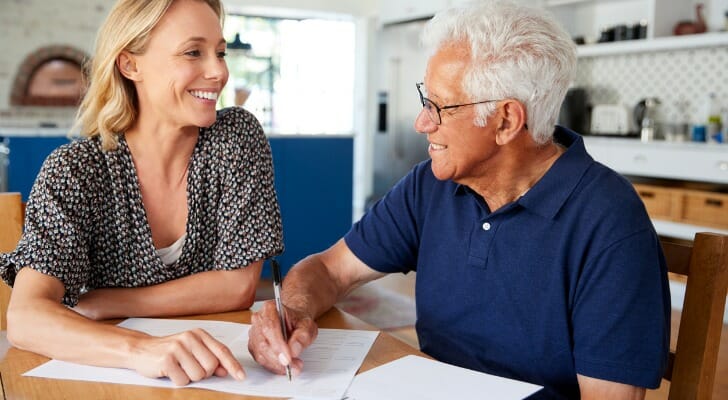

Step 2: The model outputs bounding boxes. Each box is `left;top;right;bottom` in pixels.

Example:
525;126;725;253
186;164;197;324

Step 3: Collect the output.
132;328;245;385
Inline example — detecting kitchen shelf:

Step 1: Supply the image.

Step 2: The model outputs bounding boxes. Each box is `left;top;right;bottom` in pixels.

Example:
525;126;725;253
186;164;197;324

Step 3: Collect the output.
577;31;728;57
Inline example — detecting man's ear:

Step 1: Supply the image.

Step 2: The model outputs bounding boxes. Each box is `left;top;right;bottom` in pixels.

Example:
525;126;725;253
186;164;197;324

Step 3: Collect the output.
494;99;527;146
117;52;140;81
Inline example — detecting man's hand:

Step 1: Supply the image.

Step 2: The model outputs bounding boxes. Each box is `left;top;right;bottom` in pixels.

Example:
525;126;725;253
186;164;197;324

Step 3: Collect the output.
129;328;246;386
248;300;318;376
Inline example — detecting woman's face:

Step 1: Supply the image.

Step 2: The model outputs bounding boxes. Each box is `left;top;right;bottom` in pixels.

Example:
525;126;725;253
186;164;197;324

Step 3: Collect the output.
127;0;228;130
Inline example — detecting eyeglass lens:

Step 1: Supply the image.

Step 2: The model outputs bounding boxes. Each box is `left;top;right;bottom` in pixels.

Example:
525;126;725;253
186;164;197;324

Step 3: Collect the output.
417;83;441;125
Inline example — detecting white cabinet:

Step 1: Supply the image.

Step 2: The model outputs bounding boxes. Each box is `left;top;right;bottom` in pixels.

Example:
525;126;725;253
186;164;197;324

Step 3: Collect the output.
584;137;728;239
378;0;447;25
584;137;728;185
378;0;544;25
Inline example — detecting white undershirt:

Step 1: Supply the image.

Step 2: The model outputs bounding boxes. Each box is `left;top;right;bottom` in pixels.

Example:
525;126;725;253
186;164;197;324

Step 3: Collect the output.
155;233;186;266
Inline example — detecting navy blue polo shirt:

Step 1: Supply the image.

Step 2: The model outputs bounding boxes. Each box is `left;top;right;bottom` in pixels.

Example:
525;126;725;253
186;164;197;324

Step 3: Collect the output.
345;127;670;399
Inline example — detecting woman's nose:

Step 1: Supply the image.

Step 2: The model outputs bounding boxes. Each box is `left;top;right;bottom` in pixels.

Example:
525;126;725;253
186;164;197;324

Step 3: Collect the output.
206;57;228;82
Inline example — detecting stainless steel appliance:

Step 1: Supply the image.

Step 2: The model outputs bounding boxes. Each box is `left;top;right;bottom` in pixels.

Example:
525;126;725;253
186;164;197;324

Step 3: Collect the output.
558;87;590;134
369;22;430;205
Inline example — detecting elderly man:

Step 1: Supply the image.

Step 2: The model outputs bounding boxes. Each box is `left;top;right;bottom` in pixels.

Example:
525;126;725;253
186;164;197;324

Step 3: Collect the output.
248;1;670;398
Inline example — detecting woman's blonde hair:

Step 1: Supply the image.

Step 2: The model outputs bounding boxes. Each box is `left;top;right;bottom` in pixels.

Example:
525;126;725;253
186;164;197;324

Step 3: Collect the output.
74;0;224;151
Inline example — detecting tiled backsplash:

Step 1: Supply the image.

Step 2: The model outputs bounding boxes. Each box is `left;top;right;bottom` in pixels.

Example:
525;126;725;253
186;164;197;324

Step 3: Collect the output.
576;46;728;126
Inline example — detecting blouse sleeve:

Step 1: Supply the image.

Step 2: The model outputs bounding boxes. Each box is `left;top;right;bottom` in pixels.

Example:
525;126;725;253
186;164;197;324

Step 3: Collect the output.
213;108;284;269
0;144;92;305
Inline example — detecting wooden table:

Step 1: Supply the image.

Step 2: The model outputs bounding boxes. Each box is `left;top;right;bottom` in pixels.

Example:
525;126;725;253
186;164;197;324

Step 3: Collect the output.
0;308;425;399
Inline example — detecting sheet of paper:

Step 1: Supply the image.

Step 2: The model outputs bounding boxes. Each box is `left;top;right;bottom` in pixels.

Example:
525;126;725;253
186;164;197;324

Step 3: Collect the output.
24;318;378;400
345;355;542;400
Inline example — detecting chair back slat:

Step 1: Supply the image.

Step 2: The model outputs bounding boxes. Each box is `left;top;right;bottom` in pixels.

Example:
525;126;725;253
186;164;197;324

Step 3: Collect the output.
665;232;728;400
0;192;24;330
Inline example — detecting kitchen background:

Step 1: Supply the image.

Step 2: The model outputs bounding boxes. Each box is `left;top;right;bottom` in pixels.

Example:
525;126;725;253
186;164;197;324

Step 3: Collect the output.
1;0;728;298
1;1;728;397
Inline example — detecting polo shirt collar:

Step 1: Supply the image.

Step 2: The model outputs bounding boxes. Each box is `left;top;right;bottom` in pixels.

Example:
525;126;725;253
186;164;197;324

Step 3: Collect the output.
453;126;594;219
518;126;594;219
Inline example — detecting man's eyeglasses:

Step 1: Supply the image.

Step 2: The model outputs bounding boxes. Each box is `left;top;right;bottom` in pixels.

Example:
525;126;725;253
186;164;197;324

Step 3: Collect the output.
416;82;501;125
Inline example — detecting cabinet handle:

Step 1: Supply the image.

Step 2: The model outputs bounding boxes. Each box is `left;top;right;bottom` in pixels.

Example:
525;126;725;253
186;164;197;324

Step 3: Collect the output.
717;161;728;171
705;198;723;207
639;191;655;198
633;154;648;163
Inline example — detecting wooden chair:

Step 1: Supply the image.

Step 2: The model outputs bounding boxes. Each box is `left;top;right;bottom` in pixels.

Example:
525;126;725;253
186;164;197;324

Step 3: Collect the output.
0;192;24;330
661;232;728;400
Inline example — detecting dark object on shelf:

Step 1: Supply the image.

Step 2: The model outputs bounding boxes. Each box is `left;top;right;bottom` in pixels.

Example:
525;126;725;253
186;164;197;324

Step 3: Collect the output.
673;3;707;35
598;26;615;43
614;24;629;41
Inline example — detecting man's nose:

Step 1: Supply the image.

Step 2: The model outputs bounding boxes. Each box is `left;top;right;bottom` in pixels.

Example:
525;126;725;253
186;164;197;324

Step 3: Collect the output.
414;108;437;134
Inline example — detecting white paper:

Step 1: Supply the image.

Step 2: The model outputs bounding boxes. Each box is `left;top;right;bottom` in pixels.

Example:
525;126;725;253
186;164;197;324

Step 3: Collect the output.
345;355;542;400
24;318;378;400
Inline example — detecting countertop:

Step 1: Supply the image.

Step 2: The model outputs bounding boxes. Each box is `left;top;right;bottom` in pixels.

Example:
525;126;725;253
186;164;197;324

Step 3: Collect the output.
0;127;354;138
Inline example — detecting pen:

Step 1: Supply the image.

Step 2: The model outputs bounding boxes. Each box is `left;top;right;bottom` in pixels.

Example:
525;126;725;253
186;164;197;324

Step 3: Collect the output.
271;258;293;381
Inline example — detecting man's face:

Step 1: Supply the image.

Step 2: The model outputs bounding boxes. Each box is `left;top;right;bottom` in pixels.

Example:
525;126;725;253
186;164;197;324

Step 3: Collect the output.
414;42;501;186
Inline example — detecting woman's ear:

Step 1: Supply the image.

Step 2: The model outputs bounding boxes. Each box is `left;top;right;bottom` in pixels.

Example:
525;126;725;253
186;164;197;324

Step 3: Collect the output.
117;52;140;81
494;99;527;145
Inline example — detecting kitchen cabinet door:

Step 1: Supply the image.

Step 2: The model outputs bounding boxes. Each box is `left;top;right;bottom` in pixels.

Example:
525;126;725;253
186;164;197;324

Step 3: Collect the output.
378;0;447;25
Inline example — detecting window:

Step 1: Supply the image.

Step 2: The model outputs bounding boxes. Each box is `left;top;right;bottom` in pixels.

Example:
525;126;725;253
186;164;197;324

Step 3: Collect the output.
222;15;355;135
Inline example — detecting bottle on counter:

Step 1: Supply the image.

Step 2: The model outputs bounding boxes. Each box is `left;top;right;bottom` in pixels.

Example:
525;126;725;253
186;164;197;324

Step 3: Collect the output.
705;93;723;143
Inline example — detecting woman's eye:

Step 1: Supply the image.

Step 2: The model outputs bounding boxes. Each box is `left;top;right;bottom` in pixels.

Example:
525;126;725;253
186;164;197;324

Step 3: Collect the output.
185;50;201;57
217;51;227;58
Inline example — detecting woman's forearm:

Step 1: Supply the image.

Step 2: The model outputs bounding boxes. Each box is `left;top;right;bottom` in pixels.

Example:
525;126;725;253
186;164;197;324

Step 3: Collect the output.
75;262;263;320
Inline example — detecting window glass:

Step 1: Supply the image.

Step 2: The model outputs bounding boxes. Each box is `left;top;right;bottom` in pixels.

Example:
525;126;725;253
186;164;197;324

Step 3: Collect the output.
222;15;355;135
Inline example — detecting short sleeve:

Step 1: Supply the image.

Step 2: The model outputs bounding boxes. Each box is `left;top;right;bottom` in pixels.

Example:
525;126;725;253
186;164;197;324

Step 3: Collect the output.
344;165;422;274
0;146;92;306
213;109;284;268
572;229;670;388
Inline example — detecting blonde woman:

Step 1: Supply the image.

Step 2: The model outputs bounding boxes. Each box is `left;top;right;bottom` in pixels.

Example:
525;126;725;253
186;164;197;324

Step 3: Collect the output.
1;0;283;385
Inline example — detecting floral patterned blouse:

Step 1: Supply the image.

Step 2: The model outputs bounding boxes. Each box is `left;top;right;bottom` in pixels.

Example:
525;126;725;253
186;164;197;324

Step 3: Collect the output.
0;107;283;306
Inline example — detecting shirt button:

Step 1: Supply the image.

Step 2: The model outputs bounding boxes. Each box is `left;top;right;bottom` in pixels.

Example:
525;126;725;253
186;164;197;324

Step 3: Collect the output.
482;222;491;231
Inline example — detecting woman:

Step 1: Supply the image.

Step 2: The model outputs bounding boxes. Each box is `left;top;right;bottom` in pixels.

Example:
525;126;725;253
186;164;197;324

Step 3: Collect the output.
0;0;283;385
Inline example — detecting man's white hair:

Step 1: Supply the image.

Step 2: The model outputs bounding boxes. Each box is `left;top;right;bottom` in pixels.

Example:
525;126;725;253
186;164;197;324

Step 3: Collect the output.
421;0;577;144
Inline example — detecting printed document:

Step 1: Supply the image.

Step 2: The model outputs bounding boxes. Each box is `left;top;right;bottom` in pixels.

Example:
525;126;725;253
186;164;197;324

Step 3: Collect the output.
345;355;542;400
24;318;378;399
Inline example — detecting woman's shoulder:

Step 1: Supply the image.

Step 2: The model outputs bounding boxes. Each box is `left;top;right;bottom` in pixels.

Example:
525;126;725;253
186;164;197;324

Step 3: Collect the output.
212;107;264;136
40;138;104;181
204;107;268;151
41;136;106;174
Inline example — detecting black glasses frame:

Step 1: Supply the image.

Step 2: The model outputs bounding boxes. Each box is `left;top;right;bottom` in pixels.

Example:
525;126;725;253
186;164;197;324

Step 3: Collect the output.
416;82;502;125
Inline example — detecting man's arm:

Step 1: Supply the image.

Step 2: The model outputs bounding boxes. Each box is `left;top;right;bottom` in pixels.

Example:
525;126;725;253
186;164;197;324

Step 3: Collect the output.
248;239;385;375
578;374;646;400
73;261;263;320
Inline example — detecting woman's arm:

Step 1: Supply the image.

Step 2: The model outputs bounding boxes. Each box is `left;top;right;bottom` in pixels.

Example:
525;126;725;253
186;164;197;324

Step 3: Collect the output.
73;260;263;320
7;267;247;385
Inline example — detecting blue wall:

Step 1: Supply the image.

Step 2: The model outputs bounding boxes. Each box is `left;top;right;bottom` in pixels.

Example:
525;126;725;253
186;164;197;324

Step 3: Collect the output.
5;135;353;276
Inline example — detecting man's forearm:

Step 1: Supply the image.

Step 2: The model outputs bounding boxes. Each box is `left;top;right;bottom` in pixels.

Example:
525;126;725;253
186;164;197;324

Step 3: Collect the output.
281;254;345;320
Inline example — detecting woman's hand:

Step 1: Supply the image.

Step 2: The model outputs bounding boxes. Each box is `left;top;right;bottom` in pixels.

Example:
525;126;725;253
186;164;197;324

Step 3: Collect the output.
129;328;246;386
247;300;318;376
